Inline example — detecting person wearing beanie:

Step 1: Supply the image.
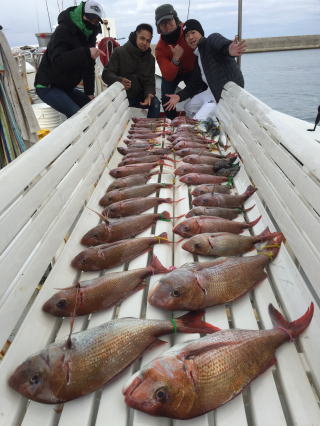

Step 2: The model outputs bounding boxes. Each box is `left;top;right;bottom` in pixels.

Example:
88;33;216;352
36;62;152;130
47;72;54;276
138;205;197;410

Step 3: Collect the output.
164;19;246;120
154;4;203;119
35;1;105;118
102;24;160;118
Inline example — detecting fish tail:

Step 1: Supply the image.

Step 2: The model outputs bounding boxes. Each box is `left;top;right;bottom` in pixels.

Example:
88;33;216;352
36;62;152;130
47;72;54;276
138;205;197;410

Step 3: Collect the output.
269;303;314;340
257;233;285;261
117;147;126;155
158;160;173;168
160;183;174;189
246;215;262;228
255;228;283;242
155;232;172;244
163;156;176;163
174;311;220;334
148;254;171;274
244;185;257;199
242;204;255;213
158;210;171;221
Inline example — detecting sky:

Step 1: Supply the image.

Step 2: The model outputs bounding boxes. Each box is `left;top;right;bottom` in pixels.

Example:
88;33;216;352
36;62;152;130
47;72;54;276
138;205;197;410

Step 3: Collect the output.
2;0;320;47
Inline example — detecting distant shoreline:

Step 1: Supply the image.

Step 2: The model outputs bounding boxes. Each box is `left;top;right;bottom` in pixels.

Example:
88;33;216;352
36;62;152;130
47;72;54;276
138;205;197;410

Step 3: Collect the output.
244;34;320;53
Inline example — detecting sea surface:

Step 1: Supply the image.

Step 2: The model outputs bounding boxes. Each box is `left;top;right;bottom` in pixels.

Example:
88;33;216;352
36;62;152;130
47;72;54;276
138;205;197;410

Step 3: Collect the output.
241;48;320;123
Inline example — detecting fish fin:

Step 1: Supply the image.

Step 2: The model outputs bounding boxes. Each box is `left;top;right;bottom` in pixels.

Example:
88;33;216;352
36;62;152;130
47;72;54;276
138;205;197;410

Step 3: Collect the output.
269;303;314;340
148;254;171;274
242;204;255;213
147;339;168;351
179;339;237;361
87;207;109;224
54;282;81;291
246;215;262;228
158;210;171;221
244;185;257;198
257;234;285;260
174;311;220;334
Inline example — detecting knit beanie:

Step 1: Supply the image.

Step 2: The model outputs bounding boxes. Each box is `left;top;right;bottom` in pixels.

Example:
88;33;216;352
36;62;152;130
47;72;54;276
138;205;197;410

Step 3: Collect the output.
183;19;204;37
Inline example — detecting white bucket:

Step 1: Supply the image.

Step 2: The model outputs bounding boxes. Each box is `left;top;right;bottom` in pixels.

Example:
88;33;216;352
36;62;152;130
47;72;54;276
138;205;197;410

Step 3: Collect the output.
32;103;66;130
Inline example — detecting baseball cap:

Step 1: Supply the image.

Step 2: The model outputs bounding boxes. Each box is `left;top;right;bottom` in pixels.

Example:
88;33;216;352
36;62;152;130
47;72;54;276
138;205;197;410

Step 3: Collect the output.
84;0;104;23
155;4;177;26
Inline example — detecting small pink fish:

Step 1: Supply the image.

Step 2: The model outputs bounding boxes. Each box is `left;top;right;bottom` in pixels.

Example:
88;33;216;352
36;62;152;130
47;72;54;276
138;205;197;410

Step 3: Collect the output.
180;173;228;185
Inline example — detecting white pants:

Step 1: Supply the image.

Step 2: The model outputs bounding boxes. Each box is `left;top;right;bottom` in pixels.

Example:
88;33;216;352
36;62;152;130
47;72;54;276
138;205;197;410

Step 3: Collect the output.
184;88;217;120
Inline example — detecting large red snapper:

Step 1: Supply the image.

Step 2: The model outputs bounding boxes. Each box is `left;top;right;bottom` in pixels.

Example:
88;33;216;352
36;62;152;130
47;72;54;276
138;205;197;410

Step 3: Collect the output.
183;155;236;166
180;173;228;185
191;184;231;196
99;183;173;207
106;173;157;192
124;304;313;419
81;211;171;246
182;230;282;256
109;162;167;178
102;197;177;218
192;185;256;207
71;232;170;271
43;255;171;317
185;206;244;220
9;312;218;404
148;238;283;311
173;215;261;238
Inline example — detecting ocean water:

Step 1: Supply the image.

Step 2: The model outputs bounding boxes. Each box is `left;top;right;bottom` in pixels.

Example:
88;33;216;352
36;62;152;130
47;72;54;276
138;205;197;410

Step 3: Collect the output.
241;49;320;123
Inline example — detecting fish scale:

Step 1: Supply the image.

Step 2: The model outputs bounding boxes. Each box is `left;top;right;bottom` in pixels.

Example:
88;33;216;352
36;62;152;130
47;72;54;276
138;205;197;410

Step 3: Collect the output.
192;330;284;415
201;257;267;303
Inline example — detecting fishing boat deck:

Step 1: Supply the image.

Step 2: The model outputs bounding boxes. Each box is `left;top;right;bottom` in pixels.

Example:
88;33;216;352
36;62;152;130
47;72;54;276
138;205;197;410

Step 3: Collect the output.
0;82;320;426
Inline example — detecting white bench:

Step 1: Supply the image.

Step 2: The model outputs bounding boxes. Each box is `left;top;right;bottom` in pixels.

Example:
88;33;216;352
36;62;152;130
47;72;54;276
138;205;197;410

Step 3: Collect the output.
0;81;319;426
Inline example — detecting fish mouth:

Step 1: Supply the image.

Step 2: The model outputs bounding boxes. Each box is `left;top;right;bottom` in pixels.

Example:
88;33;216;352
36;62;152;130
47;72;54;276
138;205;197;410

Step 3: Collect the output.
181;242;193;253
123;375;143;408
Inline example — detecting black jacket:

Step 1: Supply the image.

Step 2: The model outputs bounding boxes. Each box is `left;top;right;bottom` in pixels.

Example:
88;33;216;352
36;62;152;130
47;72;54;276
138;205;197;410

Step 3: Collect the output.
102;36;155;100
178;33;244;102
35;6;100;95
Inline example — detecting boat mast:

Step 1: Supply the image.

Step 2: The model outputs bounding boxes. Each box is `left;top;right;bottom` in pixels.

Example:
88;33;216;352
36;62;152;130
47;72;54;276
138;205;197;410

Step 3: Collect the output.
237;0;243;68
44;0;53;32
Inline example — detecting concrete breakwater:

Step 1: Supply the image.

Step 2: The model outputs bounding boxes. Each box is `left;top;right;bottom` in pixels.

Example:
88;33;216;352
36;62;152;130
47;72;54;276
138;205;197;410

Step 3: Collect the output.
245;34;320;53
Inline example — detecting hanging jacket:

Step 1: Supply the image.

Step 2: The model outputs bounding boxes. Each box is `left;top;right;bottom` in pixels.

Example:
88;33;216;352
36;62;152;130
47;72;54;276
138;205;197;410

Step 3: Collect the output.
102;36;155;100
178;33;244;103
35;3;100;95
155;24;195;82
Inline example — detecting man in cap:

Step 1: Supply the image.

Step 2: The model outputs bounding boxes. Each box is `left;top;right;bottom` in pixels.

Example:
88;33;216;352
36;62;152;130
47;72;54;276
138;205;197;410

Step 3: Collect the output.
155;4;202;119
102;23;160;117
35;1;105;118
164;19;246;120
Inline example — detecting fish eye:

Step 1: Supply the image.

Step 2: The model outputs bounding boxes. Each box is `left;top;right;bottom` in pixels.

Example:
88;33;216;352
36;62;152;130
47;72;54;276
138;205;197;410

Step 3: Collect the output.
155;387;168;402
194;243;201;249
81;258;87;265
203;198;209;204
182;225;190;231
171;289;180;297
29;373;41;385
56;299;67;309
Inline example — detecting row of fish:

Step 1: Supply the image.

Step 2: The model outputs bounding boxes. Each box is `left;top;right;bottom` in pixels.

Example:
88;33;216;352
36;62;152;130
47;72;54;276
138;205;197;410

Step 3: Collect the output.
8;116;313;422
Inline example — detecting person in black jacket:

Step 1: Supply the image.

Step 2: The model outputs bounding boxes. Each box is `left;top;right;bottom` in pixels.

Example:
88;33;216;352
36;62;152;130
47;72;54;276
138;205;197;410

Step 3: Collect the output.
102;23;160;118
164;19;246;120
35;1;105;118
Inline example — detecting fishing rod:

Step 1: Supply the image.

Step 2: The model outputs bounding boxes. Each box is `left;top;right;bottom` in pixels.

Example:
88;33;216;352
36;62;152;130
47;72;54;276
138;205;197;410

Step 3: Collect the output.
237;0;243;68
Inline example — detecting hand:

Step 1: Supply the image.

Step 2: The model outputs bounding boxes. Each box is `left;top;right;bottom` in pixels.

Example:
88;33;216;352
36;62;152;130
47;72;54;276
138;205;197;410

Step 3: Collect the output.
169;44;184;61
120;78;132;90
140;94;154;107
88;95;95;100
90;47;106;59
228;36;246;57
163;94;180;111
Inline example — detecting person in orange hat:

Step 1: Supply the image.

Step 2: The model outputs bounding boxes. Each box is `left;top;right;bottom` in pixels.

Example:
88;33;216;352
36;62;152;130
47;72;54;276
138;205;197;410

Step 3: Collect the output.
154;4;204;119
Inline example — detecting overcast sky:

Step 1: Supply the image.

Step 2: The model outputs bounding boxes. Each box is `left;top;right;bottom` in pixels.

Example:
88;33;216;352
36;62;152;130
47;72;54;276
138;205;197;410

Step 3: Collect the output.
2;0;320;47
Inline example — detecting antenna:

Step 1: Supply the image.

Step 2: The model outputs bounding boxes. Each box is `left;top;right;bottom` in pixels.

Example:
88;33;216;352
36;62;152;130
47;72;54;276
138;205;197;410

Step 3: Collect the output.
186;0;191;20
237;0;243;68
44;0;53;32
